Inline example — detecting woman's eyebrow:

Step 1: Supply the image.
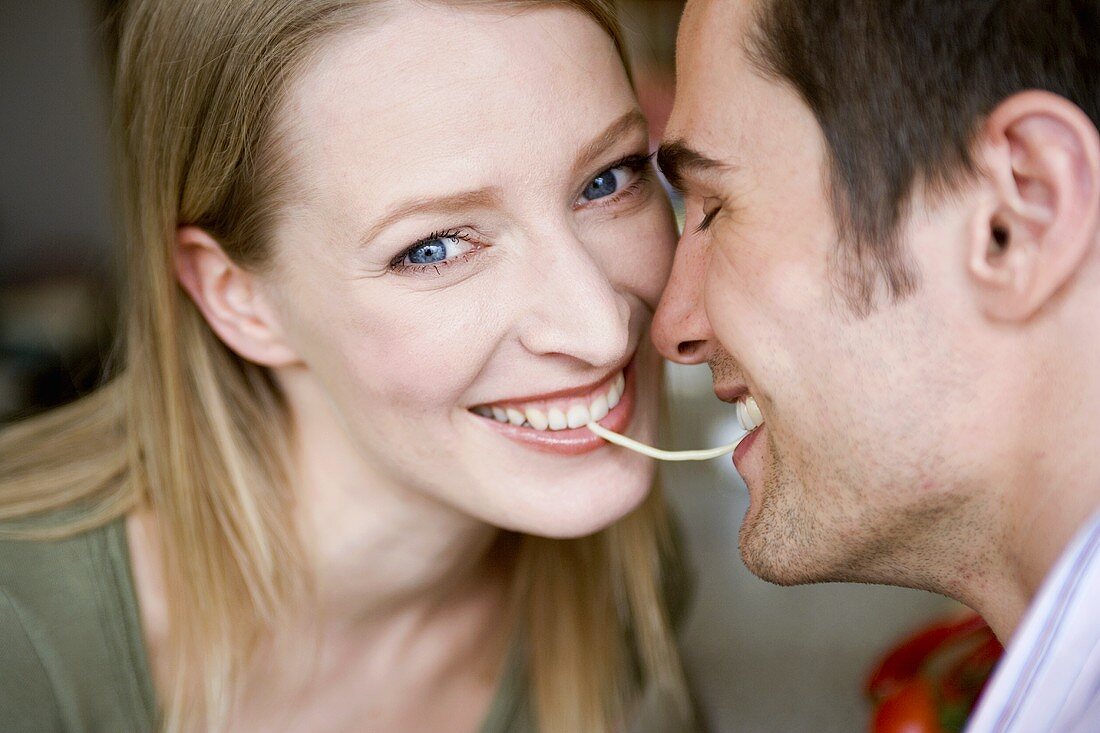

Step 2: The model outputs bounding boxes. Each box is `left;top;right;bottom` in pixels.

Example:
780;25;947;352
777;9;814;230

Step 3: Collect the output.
356;111;647;248
358;188;499;247
573;109;649;175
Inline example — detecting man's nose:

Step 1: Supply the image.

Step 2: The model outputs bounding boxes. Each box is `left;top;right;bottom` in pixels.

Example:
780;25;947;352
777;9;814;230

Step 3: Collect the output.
652;235;714;364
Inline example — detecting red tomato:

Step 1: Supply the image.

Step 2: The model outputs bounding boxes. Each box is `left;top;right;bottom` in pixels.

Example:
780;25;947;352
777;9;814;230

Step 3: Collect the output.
872;678;943;733
867;615;988;700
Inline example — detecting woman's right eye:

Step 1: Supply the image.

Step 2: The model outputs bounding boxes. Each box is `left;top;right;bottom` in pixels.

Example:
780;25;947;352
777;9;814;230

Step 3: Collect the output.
407;236;461;264
390;231;482;273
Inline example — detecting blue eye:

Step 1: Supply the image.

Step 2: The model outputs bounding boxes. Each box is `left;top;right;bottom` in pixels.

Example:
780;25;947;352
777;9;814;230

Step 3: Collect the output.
407;237;455;264
581;166;629;201
392;232;480;273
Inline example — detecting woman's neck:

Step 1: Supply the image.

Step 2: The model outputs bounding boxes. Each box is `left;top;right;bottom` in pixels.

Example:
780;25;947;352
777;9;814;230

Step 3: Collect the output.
251;430;515;731
232;529;514;733
288;394;506;627
127;391;516;730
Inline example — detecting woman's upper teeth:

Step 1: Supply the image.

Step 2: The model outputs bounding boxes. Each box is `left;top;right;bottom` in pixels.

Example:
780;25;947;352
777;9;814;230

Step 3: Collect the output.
475;371;625;431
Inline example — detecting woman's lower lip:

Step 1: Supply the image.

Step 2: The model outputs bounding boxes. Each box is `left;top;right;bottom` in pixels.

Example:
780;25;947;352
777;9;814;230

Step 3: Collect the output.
472;362;636;456
732;424;763;473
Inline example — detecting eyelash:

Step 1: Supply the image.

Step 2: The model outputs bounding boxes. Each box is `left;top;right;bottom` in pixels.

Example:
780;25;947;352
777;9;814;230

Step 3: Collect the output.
389;229;482;274
578;152;655;210
696;205;721;233
388;153;654;276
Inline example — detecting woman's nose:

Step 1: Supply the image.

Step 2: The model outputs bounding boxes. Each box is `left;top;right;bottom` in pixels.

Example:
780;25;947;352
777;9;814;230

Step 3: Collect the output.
652;235;714;365
517;234;631;369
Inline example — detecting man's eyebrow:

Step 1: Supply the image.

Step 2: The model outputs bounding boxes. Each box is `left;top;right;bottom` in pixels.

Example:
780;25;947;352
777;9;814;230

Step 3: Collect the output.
656;140;732;192
359;188;499;247
574;109;649;174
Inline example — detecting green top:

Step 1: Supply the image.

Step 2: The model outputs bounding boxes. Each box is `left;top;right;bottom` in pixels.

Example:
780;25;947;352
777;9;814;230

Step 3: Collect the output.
0;517;692;733
0;516;156;733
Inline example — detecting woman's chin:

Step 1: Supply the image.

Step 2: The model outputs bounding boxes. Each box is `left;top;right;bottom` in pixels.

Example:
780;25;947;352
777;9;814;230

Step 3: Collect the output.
478;457;656;539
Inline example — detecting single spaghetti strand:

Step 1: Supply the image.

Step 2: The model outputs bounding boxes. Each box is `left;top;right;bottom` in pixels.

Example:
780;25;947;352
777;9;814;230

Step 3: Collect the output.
586;421;748;461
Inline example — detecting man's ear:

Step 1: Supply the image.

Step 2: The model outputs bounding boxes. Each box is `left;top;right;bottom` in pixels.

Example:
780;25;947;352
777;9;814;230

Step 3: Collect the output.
968;90;1100;321
173;226;300;367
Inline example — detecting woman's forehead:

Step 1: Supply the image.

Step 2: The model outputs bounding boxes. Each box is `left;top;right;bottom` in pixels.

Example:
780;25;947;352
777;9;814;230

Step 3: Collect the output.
274;3;636;207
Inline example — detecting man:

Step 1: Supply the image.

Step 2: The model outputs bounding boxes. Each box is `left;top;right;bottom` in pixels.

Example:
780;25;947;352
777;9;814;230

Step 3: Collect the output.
651;1;1100;730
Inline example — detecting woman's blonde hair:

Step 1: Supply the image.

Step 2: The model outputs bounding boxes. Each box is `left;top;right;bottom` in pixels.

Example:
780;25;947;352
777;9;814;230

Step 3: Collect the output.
0;1;690;731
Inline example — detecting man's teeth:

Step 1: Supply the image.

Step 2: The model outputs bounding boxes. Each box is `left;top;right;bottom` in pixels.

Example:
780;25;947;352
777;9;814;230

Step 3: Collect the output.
735;395;764;432
475;371;625;431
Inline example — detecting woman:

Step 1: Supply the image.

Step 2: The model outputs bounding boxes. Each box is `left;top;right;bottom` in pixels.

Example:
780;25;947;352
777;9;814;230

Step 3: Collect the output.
0;1;690;731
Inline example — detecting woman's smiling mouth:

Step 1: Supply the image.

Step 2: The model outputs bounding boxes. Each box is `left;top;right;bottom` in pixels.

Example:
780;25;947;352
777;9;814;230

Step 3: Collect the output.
469;360;636;455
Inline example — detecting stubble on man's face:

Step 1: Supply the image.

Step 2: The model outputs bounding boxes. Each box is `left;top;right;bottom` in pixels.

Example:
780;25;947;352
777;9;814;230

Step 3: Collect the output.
671;0;981;591
707;345;869;586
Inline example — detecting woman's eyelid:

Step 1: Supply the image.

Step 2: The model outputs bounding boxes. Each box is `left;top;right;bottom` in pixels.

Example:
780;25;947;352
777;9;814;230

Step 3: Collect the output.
602;151;654;185
416;227;473;247
389;228;481;270
574;152;654;208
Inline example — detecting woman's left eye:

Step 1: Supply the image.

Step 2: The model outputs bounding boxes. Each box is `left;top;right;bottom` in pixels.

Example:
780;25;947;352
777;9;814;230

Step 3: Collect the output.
391;232;479;272
577;154;652;204
581;166;632;201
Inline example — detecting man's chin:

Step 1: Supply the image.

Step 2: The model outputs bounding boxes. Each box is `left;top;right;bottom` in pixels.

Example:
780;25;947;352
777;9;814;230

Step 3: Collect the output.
738;510;850;586
740;532;811;586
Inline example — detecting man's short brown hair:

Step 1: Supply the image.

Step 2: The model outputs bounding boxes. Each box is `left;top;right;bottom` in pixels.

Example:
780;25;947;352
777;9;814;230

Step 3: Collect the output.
746;0;1100;311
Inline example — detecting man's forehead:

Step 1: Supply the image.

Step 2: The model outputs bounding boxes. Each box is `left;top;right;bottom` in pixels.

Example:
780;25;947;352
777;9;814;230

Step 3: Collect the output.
665;0;758;169
677;0;757;69
672;1;758;110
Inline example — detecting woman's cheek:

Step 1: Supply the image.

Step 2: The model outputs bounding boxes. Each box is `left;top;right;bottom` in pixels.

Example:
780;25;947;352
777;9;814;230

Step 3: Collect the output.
615;205;677;308
342;299;500;411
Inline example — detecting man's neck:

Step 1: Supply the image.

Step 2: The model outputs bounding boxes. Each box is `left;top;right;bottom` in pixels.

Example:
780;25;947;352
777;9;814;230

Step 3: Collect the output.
983;351;1100;641
995;476;1100;638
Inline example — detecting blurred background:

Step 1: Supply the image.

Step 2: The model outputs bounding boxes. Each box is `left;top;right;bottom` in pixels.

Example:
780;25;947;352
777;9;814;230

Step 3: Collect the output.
0;1;956;730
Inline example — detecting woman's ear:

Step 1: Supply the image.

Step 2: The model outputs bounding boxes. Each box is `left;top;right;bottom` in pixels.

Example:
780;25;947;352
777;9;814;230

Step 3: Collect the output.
968;90;1100;321
173;226;301;367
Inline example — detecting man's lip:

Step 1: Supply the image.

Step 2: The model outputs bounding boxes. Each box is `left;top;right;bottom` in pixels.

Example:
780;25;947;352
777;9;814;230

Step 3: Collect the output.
732;424;763;470
714;383;749;404
472;355;634;408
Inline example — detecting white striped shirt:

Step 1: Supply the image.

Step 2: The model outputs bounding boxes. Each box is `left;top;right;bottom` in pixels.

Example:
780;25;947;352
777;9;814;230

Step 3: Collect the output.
966;508;1100;732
